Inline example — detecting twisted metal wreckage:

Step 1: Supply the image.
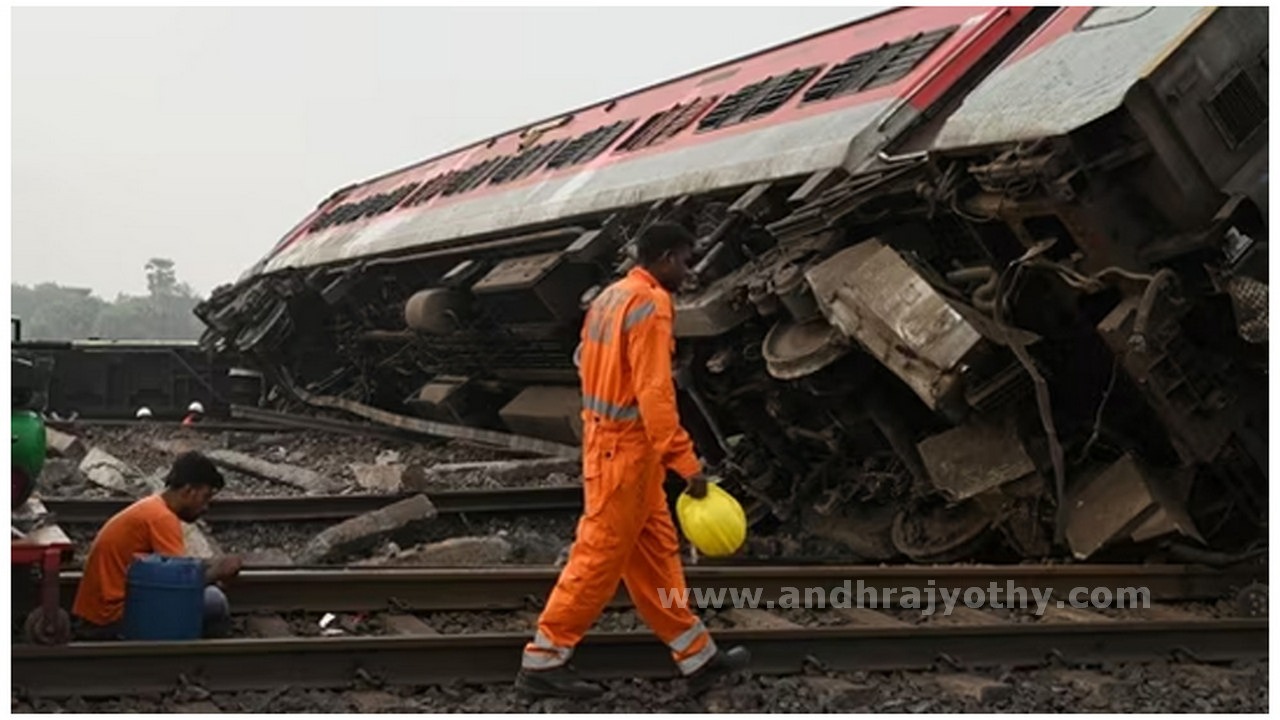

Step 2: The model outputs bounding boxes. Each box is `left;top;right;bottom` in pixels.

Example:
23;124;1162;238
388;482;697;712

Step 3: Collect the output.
195;7;1269;563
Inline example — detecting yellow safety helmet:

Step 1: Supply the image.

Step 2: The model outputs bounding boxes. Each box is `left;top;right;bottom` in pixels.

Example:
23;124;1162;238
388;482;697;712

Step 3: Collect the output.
676;480;747;557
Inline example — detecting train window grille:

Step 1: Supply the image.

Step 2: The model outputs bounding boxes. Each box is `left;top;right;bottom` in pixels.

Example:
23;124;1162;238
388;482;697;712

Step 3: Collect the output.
545;120;635;169
443;156;506;196
740;66;823;121
697;78;773;131
1204;69;1267;149
697;66;823;132
802;25;957;104
400;173;451;209
489;139;569;185
308;182;421;233
617;96;720;152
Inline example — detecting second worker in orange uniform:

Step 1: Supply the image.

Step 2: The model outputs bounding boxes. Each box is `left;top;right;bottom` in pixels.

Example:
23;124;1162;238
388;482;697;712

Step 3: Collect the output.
516;222;750;699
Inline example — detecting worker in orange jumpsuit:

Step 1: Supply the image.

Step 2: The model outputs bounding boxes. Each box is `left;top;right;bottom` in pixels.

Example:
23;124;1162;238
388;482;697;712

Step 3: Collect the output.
516;222;749;698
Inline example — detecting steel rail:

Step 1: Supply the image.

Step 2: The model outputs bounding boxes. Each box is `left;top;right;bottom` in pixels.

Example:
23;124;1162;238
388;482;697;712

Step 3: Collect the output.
45;485;584;524
46;419;292;433
56;564;1261;614
12;619;1268;697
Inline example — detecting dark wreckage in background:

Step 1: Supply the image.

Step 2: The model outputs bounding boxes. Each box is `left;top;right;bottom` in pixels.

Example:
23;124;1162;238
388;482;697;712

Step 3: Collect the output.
196;7;1268;564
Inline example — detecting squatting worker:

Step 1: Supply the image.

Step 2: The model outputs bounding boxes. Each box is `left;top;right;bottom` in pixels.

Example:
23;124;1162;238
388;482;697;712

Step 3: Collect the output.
72;451;243;640
516;222;749;698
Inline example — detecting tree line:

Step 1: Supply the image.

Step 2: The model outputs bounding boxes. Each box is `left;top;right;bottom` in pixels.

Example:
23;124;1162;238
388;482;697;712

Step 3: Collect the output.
11;258;206;341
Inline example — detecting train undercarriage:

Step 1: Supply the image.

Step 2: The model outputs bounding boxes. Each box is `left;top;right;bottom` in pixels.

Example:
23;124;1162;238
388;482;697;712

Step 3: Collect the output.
197;78;1268;566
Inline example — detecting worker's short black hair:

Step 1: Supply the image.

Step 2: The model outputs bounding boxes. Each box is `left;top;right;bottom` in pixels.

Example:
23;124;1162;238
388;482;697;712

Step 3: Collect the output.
636;222;695;265
165;451;225;491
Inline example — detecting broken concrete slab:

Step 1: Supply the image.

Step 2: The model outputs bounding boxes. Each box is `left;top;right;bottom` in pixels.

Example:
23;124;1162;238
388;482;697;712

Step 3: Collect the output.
45;428;87;461
245;615;293;638
79;447;142;495
182;522;220;559
383;614;438;636
403;458;580;490
934;674;1013;704
391;536;513;567
723;608;801;630
296;494;437;564
347;463;407;493
202;449;339;494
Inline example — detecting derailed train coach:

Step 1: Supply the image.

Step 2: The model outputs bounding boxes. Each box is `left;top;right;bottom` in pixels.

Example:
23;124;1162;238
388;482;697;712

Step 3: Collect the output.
197;7;1269;563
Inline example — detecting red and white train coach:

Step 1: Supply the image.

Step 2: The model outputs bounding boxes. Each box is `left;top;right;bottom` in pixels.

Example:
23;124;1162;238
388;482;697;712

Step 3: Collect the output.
199;7;1268;564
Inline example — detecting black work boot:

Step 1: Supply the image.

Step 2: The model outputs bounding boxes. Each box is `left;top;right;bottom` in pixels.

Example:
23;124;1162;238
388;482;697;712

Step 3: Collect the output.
687;645;751;695
515;665;604;699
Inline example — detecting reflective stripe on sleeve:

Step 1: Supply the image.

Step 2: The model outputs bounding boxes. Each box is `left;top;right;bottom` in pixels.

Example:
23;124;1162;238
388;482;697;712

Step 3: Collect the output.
623;300;656;331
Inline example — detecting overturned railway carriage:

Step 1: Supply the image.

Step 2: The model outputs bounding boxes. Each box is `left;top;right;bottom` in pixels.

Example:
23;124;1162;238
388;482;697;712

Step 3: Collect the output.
198;6;1269;563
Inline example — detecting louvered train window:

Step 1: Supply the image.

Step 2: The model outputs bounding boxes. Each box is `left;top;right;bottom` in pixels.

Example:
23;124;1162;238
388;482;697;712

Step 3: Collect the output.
1205;69;1267;149
617;96;720;152
803;25;957;104
697;66;823;132
546;120;636;169
489;140;569;185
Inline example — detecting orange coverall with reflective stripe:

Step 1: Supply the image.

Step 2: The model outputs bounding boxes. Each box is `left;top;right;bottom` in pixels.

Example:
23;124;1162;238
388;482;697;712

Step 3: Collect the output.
522;266;716;675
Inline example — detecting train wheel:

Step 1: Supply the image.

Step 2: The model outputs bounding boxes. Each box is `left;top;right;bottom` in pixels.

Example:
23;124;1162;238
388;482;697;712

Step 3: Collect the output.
1234;582;1267;618
891;499;993;563
24;607;71;645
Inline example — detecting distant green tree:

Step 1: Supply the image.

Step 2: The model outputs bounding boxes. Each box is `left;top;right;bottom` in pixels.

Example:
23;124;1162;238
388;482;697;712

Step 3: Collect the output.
10;282;106;340
146;258;179;298
12;259;206;340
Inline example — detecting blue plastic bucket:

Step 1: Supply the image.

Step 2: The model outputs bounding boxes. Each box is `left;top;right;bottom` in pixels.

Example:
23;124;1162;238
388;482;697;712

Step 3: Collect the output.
123;554;204;641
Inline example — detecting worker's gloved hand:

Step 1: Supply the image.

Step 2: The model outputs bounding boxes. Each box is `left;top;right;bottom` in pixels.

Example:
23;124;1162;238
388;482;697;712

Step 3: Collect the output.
684;473;708;499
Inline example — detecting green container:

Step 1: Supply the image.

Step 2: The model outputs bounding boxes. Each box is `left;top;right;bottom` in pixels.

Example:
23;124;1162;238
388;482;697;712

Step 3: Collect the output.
12;409;46;484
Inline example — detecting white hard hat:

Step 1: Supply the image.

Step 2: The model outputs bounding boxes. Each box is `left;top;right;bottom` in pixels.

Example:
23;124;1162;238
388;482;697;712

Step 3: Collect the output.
136;407;153;419
187;401;205;414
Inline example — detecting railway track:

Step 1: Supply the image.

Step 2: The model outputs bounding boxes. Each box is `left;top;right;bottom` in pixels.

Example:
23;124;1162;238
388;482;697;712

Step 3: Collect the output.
20;563;1266;697
13;617;1266;697
44;486;584;524
54;562;1263;614
47;419;294;434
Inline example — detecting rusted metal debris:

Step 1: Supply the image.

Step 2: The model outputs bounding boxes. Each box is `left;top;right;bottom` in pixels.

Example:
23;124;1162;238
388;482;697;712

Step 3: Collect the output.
188;9;1267;566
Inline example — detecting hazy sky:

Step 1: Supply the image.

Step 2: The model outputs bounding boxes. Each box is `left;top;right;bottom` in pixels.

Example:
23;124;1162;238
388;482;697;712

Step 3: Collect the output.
12;6;881;299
